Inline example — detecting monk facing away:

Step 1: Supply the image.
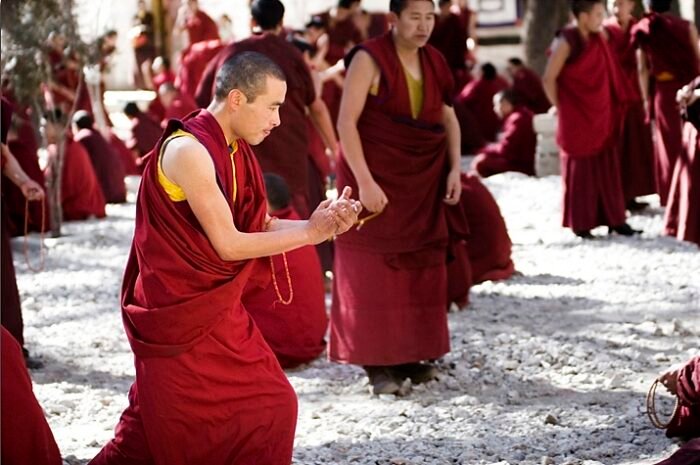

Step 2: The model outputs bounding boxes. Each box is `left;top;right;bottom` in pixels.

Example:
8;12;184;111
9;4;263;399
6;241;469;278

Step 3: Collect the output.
243;173;328;369
89;52;360;465
331;0;463;395
543;0;639;239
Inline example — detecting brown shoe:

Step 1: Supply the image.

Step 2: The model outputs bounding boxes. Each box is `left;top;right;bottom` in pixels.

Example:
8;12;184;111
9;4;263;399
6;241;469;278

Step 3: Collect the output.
364;366;401;395
390;362;439;384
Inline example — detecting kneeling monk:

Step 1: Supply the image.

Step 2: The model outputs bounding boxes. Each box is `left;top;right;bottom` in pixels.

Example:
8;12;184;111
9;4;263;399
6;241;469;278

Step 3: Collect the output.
89;52;360;465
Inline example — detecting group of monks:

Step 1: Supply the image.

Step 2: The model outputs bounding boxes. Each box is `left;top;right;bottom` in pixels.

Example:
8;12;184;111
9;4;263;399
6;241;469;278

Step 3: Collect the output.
1;0;699;464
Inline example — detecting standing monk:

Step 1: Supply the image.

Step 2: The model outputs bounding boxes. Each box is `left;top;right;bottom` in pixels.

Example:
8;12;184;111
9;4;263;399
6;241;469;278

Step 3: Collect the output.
632;0;700;205
543;0;637;239
331;0;462;395
605;0;657;211
429;0;469;92
89;52;360;465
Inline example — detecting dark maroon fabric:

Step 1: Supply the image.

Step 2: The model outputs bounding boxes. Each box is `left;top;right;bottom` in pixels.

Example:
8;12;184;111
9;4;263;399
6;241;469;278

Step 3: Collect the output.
177;39;223;99
242;206;327;369
511;67;551;114
195;33;317;215
1;96;11;144
666;357;700;439
162;92;199;124
323;12;364;66
429;12;468;88
1;203;23;347
654;439;700;465
665;120;700;246
74;127;126;203
654;80;686;205
473;107;536;177
91;110;297;465
109;131;139;176
330;32;458;365
185;10;219;45
127;112;162;157
1;327;62;465
454;75;509;146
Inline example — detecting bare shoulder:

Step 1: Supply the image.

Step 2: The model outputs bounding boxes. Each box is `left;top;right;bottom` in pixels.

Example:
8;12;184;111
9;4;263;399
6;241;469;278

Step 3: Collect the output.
161;136;215;186
349;49;379;74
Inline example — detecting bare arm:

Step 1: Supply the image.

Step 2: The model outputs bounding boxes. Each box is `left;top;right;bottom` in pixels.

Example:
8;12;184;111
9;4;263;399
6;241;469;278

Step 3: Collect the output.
637;49;650;107
1;144;45;201
162;138;357;261
542;38;570;109
308;96;339;155
442;104;461;204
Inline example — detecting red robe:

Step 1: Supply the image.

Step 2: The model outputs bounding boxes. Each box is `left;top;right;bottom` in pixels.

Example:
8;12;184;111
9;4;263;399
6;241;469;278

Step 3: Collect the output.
242;206;327;369
45;136;106;221
185;10;219;45
89;111;296;465
196;33;317;217
1;327;62;465
162;92;199;125
454;75;509;152
176;39;223;99
472;107;536;177
126;112;162;157
330;33;460;366
665;356;700;439
511;66;551;114
654;439;700;465
632;13;700;205
556;27;627;231
109;131;139;176
74;127;127;204
428;12;469;93
605;17;656;202
665;77;700;247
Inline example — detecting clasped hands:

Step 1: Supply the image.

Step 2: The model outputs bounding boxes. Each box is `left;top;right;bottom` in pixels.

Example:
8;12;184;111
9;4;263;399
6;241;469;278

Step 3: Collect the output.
307;186;362;243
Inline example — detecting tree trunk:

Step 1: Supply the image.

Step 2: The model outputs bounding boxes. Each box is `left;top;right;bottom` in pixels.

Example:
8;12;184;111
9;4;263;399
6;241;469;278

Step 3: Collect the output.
522;0;571;76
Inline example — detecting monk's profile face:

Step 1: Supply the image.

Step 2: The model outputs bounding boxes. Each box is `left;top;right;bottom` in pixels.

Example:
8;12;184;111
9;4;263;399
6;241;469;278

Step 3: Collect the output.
578;3;606;33
613;0;635;21
392;0;436;48
493;95;512;120
232;76;286;146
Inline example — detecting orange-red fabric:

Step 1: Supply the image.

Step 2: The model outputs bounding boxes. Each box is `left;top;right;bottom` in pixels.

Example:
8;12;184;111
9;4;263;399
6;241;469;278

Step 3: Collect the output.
243;206;327;369
1;327;62;465
90;110;296;465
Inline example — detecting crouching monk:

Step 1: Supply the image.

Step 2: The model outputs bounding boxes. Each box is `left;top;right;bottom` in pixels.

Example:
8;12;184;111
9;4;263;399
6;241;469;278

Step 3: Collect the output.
89;52;361;465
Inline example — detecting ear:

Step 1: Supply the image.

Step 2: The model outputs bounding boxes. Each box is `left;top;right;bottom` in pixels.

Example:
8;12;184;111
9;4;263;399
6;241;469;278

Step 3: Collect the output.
227;89;246;111
387;11;399;27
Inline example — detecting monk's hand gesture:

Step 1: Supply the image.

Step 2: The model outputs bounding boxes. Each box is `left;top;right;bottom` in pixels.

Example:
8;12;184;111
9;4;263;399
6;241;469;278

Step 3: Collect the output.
358;179;388;213
329;186;362;235
443;169;461;206
658;369;680;396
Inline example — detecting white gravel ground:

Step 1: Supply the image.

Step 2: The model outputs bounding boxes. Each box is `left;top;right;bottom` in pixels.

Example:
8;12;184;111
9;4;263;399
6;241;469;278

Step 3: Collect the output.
12;170;699;465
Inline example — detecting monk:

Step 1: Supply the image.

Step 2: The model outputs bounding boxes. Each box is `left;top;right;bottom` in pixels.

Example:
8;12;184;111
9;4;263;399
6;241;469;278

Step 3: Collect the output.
146;57;175;122
176;0;219;47
242;173;327;369
195;0;338;219
88;51;360;465
505;57;551;115
123;102;162;163
664;77;700;246
429;0;469;92
543;0;638;239
454;62;509;153
43;110;106;221
159;82;199;124
331;0;464;396
632;0;700;206
108;131;140;176
1;98;45;368
471;89;537;177
1;327;61;465
72;111;127;204
605;0;657;211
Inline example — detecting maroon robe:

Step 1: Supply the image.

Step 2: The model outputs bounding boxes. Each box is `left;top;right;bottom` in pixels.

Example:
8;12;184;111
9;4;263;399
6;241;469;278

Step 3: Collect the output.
428;12;469;92
556;27;627;231
127;112;162;158
666;356;700;439
185;9;219;45
109;131;139;176
1;327;62;465
472;107;536;177
654;439;700;465
330;33;459;366
74;127;127;204
454;75;509;152
511;66;551;115
162;92;199;125
176;39;223;100
45;136;106;221
632;13;700;205
243;206;327;369
89;110;296;465
605;17;656;202
195;33;317;217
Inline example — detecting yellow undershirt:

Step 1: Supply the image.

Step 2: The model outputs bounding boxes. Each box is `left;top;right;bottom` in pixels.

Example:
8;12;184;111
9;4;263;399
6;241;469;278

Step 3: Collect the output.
158;129;239;202
368;66;424;119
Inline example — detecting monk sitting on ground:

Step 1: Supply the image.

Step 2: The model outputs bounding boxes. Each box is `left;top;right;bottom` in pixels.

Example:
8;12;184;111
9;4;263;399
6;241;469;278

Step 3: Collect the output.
505;57;551;115
243;173;328;369
123;102;162;165
471;89;536;178
43;109;106;221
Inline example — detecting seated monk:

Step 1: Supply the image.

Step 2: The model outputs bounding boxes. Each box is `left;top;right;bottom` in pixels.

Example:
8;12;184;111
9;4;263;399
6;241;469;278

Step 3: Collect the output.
242;173;328;369
652;356;700;465
123;102;162;166
42;110;106;221
1;326;62;465
471;89;537;178
108;131;140;176
506;57;551;115
454;173;515;284
159;82;199;125
72;111;127;204
454;62;509;153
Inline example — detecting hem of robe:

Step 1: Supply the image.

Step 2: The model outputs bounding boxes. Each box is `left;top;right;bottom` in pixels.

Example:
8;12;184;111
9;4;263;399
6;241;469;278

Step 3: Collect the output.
472;259;516;285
